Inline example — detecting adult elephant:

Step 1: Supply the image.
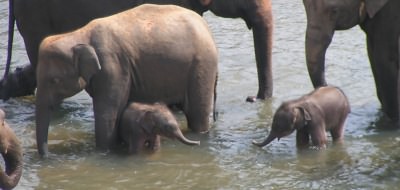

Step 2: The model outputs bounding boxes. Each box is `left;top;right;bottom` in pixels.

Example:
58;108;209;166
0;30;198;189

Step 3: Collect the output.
35;4;218;157
3;0;273;101
303;0;400;122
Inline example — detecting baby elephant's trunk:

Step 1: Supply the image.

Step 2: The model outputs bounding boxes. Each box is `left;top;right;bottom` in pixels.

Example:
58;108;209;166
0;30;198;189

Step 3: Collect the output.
252;133;276;147
174;130;200;146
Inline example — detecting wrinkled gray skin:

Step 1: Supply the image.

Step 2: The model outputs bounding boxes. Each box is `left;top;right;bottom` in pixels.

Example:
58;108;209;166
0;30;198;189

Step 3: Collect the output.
303;0;400;123
0;109;23;190
119;102;200;154
4;0;272;101
253;86;350;149
35;5;218;157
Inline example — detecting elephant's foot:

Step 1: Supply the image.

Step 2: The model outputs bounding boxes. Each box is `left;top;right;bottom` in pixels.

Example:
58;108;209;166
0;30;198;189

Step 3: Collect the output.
246;96;257;103
0;65;36;100
187;124;209;133
245;89;272;103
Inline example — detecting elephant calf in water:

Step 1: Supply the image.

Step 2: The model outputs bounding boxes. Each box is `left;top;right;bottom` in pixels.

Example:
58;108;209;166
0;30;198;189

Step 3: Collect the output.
0;109;23;189
119;102;200;154
253;86;350;149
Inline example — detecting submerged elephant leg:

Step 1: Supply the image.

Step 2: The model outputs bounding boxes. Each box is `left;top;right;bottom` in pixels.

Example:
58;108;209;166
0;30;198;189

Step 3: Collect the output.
330;125;344;143
309;126;327;149
0;65;36;100
184;74;216;133
296;128;310;148
367;36;399;122
184;97;212;133
398;37;400;124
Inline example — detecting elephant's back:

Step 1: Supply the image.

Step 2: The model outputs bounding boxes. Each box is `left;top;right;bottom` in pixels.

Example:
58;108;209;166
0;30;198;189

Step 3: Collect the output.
85;4;216;56
310;86;350;118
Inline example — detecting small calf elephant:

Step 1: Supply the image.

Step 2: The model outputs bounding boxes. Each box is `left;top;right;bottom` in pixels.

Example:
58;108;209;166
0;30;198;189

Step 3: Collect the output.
0;109;23;189
119;102;200;154
253;86;350;149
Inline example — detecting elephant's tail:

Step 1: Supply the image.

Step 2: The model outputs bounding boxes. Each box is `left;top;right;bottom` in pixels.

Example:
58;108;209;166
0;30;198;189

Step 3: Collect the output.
213;72;218;122
4;0;15;79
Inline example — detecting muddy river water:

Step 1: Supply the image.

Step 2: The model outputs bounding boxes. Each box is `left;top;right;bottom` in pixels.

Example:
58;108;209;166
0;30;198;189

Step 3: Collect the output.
1;0;399;189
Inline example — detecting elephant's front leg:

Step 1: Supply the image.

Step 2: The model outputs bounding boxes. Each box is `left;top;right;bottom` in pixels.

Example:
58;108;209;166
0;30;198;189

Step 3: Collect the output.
296;128;310;148
309;125;328;149
92;96;126;151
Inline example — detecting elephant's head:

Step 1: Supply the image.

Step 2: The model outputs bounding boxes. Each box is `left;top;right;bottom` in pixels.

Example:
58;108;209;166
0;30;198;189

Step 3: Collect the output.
253;102;311;147
36;40;101;157
141;104;200;146
303;0;389;87
0;109;23;189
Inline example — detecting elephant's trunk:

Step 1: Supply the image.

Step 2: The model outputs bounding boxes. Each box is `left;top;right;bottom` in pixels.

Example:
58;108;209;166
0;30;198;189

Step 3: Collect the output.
0;128;23;189
174;130;200;146
305;21;335;88
252;133;276;147
35;92;52;157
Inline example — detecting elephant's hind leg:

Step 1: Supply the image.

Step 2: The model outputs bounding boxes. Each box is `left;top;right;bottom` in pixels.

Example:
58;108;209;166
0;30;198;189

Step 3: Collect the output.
330;124;344;143
184;69;217;133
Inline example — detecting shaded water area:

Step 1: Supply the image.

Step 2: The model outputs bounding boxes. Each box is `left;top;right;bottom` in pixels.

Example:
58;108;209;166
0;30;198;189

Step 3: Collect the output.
1;0;400;189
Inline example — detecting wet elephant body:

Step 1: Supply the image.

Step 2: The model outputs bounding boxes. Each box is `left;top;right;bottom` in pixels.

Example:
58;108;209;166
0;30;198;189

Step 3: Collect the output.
303;0;400;123
35;5;218;157
119;102;200;154
4;0;273;101
253;86;350;149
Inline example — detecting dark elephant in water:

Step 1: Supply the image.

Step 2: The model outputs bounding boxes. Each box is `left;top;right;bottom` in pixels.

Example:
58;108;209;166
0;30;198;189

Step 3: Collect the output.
0;109;23;189
303;0;400;123
3;0;273;101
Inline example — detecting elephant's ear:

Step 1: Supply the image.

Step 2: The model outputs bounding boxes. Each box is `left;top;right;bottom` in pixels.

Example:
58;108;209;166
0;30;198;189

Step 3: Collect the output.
199;0;212;6
72;44;101;84
365;0;389;18
298;106;311;125
139;111;156;135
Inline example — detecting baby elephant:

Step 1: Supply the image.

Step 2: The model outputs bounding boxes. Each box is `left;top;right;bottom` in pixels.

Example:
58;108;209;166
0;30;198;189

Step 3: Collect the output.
119;102;200;154
253;86;350;149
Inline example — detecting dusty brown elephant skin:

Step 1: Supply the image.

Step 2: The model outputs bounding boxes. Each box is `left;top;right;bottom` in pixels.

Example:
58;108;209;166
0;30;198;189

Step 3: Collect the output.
119;102;200;154
0;109;23;189
4;0;272;101
35;5;218;157
253;86;350;149
303;0;400;123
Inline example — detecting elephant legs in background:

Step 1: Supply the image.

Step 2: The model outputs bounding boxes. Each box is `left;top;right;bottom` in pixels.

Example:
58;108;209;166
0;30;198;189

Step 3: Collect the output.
0;64;36;100
398;36;400;124
368;40;400;123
